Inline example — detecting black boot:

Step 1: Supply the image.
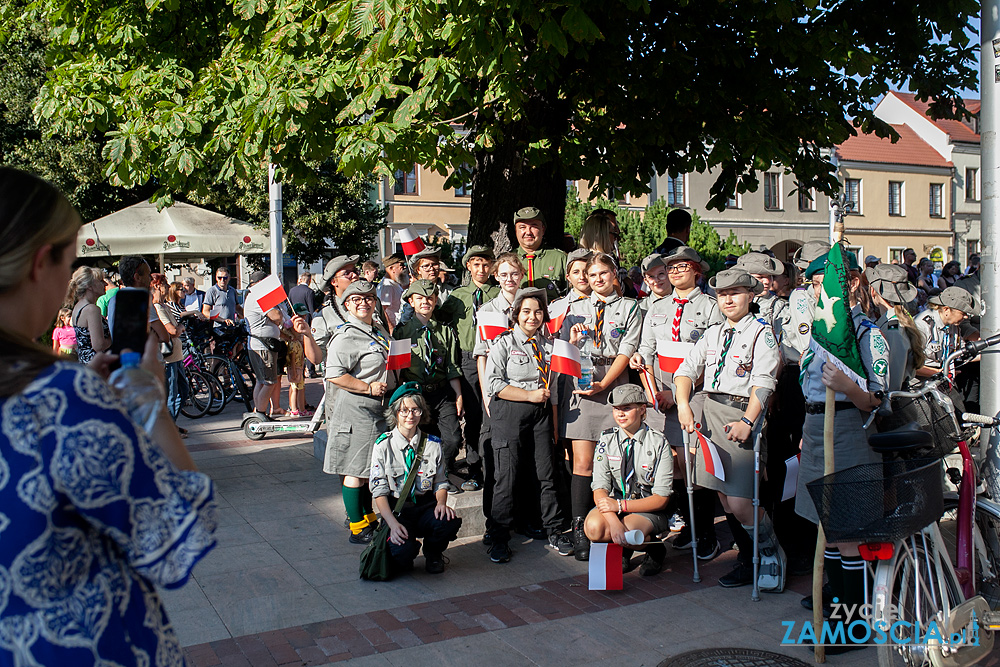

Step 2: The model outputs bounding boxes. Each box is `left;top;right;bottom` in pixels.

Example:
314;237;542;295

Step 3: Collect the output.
572;516;590;561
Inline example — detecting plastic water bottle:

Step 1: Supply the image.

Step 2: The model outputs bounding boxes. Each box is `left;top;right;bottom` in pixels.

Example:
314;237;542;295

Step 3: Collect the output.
109;352;167;435
578;349;594;391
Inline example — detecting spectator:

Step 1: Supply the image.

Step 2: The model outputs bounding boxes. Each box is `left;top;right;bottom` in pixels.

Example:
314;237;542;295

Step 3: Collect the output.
245;270;285;417
67;266;109;364
966;253;981;275
202;266;242;324
51;306;77;357
940;260;962;288
106;255;152;339
361;260;379;283
96;270;119;316
916;258;941;297
653;208;693;255
286;303;310;417
864;254;881;270
150;273;187;432
899;247;918;284
181;276;206;313
288;272;317;377
377;253;408;329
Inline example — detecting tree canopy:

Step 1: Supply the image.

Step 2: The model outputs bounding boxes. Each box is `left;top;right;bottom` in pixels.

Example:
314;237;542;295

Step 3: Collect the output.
13;0;978;247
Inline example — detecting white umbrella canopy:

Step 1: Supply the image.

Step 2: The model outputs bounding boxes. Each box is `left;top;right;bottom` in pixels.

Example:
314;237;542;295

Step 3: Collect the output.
77;201;269;259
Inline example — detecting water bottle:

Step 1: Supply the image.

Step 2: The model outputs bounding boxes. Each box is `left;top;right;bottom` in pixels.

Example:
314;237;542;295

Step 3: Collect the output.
109;352;167;435
578;344;594;391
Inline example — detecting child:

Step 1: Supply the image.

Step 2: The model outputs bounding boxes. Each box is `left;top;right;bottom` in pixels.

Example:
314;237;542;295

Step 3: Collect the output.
286;303;309;417
51;307;77;357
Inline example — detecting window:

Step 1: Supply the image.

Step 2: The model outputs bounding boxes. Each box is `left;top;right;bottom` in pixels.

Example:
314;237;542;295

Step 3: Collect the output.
797;184;816;212
454;163;472;196
763;173;781;210
666;175;685;207
888;247;905;264
966;168;979;202
967;240;980;259
844;178;861;214
929;183;943;217
888;181;903;216
726;193;741;209
393;165;418;195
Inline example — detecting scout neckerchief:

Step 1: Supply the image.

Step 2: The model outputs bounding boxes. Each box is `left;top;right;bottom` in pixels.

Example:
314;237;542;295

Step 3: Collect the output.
594;298;607;348
419;323;438;374
527;334;549;389
712;326;736;390
671;297;689;342
524;252;536;284
397;432;427;507
618;427;642;499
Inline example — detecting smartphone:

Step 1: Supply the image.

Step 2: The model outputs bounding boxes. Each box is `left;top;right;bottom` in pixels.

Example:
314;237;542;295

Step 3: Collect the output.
111;287;150;356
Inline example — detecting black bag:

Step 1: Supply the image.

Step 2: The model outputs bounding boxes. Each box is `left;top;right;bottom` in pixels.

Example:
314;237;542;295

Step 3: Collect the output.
159;338;174;357
359;434;426;581
259;336;281;352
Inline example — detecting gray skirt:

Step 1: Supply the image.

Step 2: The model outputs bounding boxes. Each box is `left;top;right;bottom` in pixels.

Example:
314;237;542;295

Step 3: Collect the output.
795;410;881;525
324;390;388;477
692;396;759;499
646;392;706;449
561;369;627;441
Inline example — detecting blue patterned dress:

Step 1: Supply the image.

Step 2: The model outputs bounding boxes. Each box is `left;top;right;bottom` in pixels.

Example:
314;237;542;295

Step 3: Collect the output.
0;362;217;666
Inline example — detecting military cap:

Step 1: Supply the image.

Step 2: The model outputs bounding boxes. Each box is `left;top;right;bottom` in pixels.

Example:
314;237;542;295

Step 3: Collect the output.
736;252;783;276
402;279;439;300
709;268;764;294
865;264;917;305
511;287;549;320
321;255;360;290
408;246;442;272
462;245;495;265
641;253;667;273
930;286;978;315
662;245;710;273
513;206;546;226
338;279;377;306
793;240;831;269
567;248;594;267
292;302;310;315
607;383;650;407
382;253;405;269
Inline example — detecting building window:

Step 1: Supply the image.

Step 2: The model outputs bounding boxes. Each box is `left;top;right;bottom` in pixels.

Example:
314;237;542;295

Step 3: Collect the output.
666;175;685;207
393;165;418;195
888;181;903;216
726;193;740;209
968;240;980;259
454;164;472;196
888;247;905;264
966;168;979;202
929;183;943;217
763;173;781;210
844;178;861;214
797;184;816;212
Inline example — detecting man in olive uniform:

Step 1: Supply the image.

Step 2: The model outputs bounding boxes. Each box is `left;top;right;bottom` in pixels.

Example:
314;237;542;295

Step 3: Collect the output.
393;279;464;493
514;206;566;303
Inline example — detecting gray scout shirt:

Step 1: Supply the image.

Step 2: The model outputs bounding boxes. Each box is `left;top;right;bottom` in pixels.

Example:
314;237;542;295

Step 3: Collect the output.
484;327;554;399
325;314;396;389
785;286;815;358
369;429;449;499
638;287;722;388
800;305;889;403
559;291;642;363
473;292;515;358
876;311;915;392
592;424;673;499
915;309;959;368
675;313;781;396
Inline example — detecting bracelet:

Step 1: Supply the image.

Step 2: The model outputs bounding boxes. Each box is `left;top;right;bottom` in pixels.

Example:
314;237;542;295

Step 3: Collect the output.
623;499;628;513
616;499;622;514
367;383;372;396
741;416;754;427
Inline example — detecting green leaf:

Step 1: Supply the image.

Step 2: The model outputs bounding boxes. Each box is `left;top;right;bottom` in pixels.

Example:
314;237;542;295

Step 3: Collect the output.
538;19;568;56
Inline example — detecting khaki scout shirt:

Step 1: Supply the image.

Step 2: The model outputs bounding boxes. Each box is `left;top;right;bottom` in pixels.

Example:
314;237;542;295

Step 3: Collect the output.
592;424;673;499
311;302;347;356
675;313;781;396
369;429;448;499
473;292;515;358
517;246;567;302
392;316;461;386
801;305;889;403
916;309;961;368
484;326;553;399
325;315;396;391
558;292;642;362
785;286;815;358
638;287;722;388
439;281;500;352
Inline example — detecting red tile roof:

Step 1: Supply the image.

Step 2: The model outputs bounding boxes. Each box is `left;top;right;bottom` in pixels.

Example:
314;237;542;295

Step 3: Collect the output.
893;91;980;143
837;124;952;168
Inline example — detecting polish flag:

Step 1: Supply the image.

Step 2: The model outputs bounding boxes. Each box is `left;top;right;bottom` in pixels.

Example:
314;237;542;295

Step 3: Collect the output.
657;340;694;373
695;430;725;481
550;339;582;378
589;542;624;590
386;339;411;371
398;228;426;256
477;310;508;341
546;298;570;335
250;275;287;312
208;305;222;320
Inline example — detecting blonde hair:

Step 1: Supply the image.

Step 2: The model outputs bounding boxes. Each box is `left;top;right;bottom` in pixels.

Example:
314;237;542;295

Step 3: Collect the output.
65;266;104;307
168;281;185;304
894;305;927;371
579;211;618;256
493;252;525;277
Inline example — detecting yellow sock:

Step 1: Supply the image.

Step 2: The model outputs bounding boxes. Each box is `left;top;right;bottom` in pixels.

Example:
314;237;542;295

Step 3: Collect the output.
364;511;377;525
349;517;370;534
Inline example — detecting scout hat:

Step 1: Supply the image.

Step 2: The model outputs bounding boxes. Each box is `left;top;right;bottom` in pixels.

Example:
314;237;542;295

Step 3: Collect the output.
641;253;667;274
566;247;593;268
408;246;441;271
388;381;422;405
338;279;377;306
402;278;439;300
510;287;549;322
736;252;783;276
462;244;495;265
930;286;977;315
321;254;360;290
709;268;764;294
662;245;710;273
513;206;546;226
382;253;405;270
865;264;917;305
804;250;859;279
248;270;268;285
607;383;650;407
292;302;310;315
440;261;454;272
793;240;831;269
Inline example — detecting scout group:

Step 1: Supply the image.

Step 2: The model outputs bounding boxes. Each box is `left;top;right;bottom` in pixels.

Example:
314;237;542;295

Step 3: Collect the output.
300;205;978;617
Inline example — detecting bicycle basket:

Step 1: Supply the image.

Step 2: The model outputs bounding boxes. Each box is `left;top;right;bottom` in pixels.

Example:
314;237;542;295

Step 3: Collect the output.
875;389;970;460
805;458;943;543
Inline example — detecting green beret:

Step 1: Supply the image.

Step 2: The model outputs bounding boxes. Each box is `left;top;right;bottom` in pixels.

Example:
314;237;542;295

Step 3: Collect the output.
389;381;422;405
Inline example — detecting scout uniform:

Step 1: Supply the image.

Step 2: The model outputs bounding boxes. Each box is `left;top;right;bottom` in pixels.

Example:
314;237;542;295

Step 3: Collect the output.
483;288;567;552
312;255;360;422
517;245;567;303
559;291;642;440
916;286;977;368
473;291;515;358
867;264;920;393
392;279;463;472
323;281;398;478
785;240;830;358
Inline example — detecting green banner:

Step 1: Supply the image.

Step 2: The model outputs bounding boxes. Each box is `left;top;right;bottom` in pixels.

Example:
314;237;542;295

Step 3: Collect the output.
811;243;867;384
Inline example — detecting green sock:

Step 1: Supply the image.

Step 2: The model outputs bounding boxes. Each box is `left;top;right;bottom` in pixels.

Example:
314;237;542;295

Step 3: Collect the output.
342;486;365;523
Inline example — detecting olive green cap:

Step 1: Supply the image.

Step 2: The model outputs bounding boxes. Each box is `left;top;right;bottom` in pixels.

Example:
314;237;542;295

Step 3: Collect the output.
402;278;439;300
462;245;495;265
513;206;546;226
607;383;650;407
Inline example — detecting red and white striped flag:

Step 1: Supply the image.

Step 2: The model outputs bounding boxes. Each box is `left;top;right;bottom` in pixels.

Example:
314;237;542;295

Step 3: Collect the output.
386;339;411;371
589;542;624;590
250;275;287;312
398;228;426;256
208;305;222;320
657;340;694;373
546;298;570;335
476;310;508;342
695;429;725;481
550;339;582;378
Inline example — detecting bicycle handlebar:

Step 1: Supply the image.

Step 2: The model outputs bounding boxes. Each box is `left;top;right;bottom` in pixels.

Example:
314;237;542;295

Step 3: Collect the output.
962;412;1000;427
887;335;1000;403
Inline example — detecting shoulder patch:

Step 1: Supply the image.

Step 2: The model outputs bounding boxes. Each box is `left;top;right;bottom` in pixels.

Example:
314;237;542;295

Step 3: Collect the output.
763;329;777;349
374;432;391;445
756;317;768;327
872;358;888;377
427;434;442;443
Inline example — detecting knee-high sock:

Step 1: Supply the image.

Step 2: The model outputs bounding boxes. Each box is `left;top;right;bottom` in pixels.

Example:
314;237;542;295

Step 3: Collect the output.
840;554;866;609
342;486;365;526
825;548;844;602
693;489;717;541
665;479;686;519
571;474;593;518
729;514;754;564
358;485;373;514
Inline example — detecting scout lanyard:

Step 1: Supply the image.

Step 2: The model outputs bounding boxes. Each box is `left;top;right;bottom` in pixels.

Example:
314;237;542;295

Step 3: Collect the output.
396;433;428;510
527;335;549;389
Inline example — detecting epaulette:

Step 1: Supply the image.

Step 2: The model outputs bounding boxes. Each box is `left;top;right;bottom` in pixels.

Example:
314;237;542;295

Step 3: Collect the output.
427;434;442;444
495;329;514;339
601;427;616;436
374;432;390;445
756;317;768;327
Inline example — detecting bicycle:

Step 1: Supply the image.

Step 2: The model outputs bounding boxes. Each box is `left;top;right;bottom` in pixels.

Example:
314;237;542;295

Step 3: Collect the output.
807;336;1000;666
179;340;226;418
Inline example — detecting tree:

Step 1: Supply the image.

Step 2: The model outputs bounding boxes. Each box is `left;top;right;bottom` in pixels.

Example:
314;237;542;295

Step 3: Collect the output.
17;0;977;252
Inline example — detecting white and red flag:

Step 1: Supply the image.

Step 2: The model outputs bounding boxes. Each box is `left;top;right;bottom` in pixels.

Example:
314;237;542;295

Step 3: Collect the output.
656;340;694;374
781;453;800;502
589;542;624;590
250;275;287;312
398;228;426;256
476;310;508;342
695;429;725;481
208;305;222;320
546;298;570;335
550;339;582;378
386;339;411;371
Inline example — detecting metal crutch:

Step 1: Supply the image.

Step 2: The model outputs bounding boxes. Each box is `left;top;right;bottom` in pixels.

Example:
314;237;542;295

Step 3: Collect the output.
751;420;763;602
681;429;701;583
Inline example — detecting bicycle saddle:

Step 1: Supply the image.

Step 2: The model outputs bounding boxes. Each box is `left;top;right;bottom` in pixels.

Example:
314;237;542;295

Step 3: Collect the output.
867;423;934;453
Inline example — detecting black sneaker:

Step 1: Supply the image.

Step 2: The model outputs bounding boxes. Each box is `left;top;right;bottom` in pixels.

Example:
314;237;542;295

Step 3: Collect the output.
425;555;448;574
696;538;721;561
489;541;512;563
547;533;575;556
718;561;754;588
623;548;636;573
516;525;547;540
482;532;493;547
672;526;693;550
349;523;377;545
639;543;667;577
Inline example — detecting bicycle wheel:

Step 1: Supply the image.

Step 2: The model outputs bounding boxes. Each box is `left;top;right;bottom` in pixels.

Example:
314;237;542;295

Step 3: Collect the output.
874;527;964;667
180;370;211;419
206;355;238;404
939;497;1000;610
204;372;226;416
210;355;254;412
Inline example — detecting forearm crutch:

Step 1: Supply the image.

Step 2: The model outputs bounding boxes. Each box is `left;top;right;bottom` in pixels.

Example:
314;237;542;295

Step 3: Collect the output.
751;422;763;602
681;429;701;583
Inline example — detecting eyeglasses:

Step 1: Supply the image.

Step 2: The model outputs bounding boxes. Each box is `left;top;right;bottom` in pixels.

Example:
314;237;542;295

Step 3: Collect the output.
347;296;376;305
398;407;423;416
667;263;693;274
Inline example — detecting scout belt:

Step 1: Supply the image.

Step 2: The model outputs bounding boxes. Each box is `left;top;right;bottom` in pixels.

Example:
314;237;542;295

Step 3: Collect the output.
706;393;750;410
591;356;616;366
805;401;857;414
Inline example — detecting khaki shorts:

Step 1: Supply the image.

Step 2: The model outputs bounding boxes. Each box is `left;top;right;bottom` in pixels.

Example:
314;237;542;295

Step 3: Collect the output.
249;347;279;385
